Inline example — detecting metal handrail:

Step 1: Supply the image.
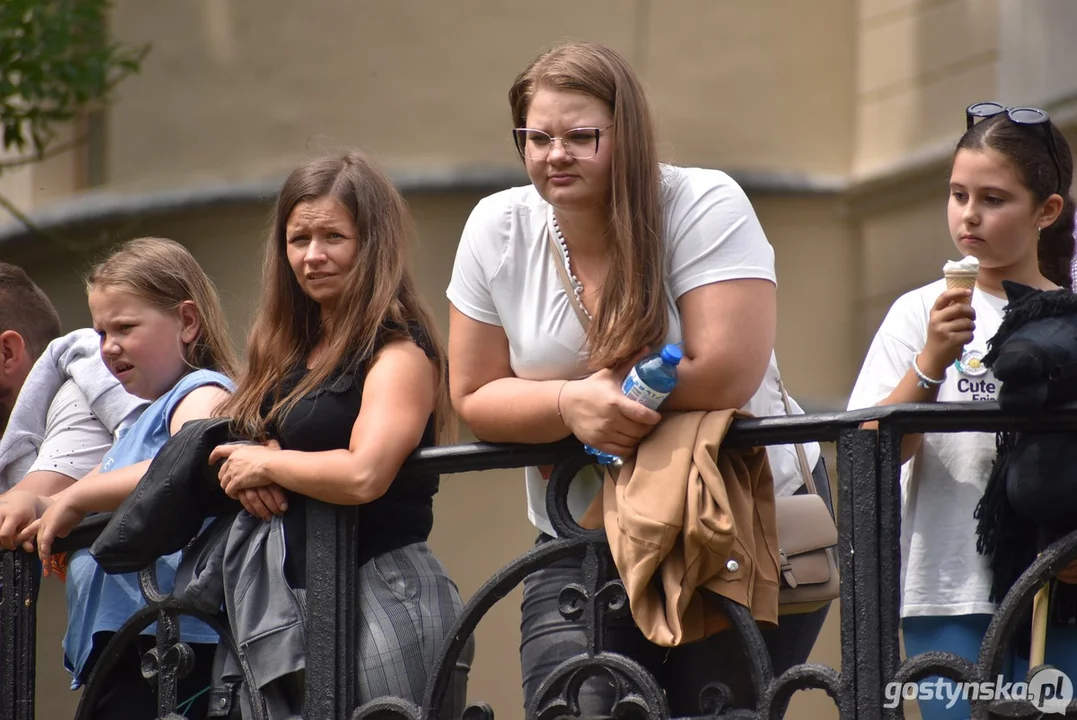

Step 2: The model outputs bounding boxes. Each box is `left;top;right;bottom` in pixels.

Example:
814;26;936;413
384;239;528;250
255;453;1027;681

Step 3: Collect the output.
6;400;1077;719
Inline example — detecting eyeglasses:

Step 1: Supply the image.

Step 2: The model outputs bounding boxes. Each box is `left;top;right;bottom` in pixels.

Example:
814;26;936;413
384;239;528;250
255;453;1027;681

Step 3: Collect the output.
965;101;1064;195
512;125;613;160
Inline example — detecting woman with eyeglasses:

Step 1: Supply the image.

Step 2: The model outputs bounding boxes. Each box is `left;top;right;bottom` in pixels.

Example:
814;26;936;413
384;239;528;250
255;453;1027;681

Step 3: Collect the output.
848;105;1076;720
446;41;829;715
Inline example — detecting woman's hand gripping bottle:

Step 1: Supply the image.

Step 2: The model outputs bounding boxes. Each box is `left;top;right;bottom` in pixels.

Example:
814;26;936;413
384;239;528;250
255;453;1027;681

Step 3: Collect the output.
585;344;683;466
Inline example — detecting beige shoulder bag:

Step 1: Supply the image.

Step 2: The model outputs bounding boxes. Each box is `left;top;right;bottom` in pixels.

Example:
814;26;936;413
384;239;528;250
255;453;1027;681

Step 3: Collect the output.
775;377;840;614
546;221;838;613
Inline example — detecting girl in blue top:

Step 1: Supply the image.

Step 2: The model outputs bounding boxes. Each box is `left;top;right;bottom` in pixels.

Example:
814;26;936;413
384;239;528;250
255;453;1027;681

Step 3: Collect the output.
21;237;241;720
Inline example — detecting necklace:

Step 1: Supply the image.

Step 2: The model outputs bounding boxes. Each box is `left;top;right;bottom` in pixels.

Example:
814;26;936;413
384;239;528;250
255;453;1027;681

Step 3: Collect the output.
550;212;594;322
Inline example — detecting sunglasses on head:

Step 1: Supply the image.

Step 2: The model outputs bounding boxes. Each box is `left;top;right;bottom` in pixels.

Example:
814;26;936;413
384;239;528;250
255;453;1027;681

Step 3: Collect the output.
965;101;1064;195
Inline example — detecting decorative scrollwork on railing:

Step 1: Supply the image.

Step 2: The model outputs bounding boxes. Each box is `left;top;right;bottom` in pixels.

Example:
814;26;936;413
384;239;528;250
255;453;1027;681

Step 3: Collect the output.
138;565;191;717
764;663;843;720
415;448;792;720
70;562;269;720
349;695;423;720
978;528;1077;718
892;650;979;689
889;529;1077;719
542;449;605;541
527;651;668;720
11;402;1077;719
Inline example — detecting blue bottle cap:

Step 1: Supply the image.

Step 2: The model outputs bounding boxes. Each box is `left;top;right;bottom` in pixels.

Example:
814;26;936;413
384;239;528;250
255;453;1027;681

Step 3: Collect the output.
660;344;683;365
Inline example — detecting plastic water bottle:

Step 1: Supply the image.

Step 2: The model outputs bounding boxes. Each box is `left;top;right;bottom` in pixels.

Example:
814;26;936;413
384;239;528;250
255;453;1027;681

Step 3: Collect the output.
584;343;683;466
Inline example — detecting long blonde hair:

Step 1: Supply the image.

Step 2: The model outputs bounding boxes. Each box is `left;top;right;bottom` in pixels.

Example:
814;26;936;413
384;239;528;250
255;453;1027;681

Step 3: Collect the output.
219;151;453;442
85;237;238;377
510;41;667;368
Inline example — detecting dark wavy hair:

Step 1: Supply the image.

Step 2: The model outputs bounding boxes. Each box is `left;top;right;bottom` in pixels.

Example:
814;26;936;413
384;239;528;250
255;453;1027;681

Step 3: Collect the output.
957;114;1075;289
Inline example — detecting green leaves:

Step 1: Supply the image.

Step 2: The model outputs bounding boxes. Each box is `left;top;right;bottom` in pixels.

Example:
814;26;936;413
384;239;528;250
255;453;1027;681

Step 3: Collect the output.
0;0;146;167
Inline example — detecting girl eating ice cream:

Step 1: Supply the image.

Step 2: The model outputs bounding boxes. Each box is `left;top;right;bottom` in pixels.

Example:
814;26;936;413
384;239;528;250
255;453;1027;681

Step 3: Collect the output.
847;103;1076;720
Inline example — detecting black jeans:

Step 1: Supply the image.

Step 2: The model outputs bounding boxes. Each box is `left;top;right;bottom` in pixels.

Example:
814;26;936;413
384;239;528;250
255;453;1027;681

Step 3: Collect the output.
519;458;834;717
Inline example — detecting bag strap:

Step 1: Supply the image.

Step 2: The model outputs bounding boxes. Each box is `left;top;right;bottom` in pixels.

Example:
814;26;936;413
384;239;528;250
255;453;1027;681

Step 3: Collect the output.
777;376;818;495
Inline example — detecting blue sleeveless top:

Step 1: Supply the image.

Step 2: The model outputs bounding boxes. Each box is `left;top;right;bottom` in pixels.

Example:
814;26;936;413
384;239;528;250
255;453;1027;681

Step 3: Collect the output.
63;369;234;687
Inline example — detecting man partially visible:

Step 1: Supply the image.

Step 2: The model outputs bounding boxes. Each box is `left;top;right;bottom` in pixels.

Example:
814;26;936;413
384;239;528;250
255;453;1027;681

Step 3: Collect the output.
0;262;145;553
0;262;61;435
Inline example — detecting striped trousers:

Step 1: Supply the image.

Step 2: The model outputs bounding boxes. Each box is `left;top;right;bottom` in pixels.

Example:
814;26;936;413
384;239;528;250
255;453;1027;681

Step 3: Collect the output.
357;541;473;718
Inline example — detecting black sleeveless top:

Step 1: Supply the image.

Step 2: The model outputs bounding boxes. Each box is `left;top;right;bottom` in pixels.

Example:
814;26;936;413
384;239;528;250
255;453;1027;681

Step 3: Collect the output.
264;322;439;586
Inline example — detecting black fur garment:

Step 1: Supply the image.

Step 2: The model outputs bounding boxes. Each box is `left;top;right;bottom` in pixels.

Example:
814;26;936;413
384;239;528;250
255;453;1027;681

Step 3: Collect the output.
974;281;1077;651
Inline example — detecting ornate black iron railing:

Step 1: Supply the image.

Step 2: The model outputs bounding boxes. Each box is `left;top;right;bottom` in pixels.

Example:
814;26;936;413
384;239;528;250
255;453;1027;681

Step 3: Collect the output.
3;401;1077;719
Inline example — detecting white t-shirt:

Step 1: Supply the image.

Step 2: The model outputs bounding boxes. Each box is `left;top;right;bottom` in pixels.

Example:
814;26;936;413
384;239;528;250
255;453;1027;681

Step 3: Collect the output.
847;279;1008;617
0;380;113;488
447;165;821;536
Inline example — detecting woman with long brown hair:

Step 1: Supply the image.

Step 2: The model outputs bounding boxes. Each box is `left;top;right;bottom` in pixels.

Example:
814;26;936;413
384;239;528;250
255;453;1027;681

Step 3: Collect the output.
210;151;469;716
447;41;828;713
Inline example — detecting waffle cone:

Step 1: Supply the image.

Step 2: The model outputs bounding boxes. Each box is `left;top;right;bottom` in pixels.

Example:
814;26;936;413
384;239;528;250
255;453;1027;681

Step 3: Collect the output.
945;274;976;303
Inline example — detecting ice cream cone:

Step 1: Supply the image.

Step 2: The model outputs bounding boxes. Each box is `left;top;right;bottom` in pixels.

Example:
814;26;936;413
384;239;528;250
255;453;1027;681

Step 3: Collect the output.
945;273;977;303
942;257;979;304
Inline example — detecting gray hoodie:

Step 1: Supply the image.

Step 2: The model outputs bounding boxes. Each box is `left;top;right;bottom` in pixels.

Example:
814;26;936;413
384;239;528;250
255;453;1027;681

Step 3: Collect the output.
0;328;146;490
